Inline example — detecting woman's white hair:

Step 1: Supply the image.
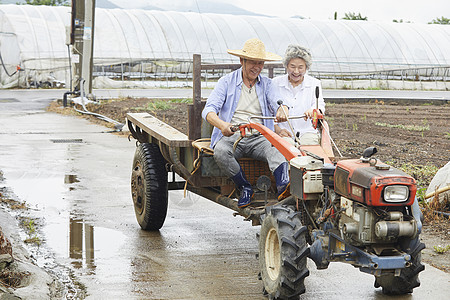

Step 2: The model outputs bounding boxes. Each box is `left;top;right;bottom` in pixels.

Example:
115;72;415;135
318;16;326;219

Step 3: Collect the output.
283;44;312;69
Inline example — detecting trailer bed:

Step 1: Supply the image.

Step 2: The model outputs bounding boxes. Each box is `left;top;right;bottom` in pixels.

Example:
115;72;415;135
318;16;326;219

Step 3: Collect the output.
127;112;191;147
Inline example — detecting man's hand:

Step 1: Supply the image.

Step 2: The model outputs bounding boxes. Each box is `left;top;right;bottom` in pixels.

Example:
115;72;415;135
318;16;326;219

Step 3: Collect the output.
206;112;235;137
275;105;289;123
220;122;235;137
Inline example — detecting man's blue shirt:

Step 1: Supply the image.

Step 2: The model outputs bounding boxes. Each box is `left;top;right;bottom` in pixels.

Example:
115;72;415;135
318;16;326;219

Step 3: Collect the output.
201;67;282;148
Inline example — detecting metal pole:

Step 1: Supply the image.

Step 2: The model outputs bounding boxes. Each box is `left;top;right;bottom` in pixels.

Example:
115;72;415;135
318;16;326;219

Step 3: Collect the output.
81;0;96;94
71;0;84;92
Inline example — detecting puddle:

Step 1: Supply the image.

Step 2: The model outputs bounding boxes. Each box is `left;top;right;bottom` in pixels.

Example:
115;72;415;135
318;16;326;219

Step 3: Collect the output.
64;174;80;184
45;218;129;276
3;171;131;296
0;98;19;103
68;219;96;272
51;139;83;144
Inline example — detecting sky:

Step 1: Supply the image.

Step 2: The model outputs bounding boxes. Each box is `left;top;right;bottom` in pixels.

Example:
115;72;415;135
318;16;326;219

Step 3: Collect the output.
227;0;449;24
109;0;449;24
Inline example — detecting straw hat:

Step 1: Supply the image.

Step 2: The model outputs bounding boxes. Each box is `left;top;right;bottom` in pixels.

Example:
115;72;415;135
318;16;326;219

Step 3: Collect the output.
227;38;281;61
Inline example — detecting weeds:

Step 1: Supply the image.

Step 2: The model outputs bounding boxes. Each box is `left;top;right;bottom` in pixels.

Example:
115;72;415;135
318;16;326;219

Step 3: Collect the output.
0;269;29;288
22;219;36;234
420;189;449;224
326;116;334;127
21;218;41;246
375;122;430;132
433;245;450;254
136;98;192;112
395;163;439;192
24;236;41;245
146;100;173;111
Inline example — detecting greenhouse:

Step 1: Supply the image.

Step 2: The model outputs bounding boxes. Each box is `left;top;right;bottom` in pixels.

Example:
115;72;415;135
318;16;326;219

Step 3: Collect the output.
0;4;449;89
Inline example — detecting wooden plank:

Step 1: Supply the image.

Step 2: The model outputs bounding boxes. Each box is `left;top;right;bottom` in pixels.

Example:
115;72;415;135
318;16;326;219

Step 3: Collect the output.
127;112;191;147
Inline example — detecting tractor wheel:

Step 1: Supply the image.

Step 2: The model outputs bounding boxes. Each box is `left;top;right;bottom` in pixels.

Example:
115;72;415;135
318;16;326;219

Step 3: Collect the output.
374;237;425;294
131;143;168;230
258;205;310;299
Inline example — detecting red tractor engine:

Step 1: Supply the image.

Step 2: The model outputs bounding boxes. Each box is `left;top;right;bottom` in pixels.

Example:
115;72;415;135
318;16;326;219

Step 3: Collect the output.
334;158;416;207
332;152;418;246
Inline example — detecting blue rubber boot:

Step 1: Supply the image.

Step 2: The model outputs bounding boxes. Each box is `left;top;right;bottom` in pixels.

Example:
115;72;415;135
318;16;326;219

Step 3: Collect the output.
231;168;254;208
274;162;290;200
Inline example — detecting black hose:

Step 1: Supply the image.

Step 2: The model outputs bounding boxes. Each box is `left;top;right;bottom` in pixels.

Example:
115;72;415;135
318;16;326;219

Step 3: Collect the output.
0;51;18;77
63;91;79;107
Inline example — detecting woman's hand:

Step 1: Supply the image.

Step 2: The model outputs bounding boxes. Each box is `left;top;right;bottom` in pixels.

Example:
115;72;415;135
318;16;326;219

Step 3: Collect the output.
304;108;314;120
275;125;292;137
278;129;292;137
275;105;289;122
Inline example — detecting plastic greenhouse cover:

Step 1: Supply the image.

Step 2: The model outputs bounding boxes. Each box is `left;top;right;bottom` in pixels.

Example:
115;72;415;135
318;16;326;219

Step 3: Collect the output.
0;4;449;88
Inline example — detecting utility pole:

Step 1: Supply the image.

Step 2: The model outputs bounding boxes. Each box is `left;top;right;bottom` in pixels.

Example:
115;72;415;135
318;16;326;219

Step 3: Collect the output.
69;0;96;95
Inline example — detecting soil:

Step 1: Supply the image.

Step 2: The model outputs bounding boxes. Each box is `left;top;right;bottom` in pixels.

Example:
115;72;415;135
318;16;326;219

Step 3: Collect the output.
47;97;450;273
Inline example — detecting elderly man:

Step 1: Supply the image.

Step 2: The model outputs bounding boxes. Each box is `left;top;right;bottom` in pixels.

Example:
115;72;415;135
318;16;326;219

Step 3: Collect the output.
201;38;290;208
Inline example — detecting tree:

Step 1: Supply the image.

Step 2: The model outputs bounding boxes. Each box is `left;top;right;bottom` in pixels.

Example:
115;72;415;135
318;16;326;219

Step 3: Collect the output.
343;12;368;21
428;16;450;24
24;0;69;5
393;19;411;23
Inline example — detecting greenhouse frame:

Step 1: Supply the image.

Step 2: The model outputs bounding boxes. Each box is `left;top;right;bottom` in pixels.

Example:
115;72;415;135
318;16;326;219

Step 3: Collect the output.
0;4;449;89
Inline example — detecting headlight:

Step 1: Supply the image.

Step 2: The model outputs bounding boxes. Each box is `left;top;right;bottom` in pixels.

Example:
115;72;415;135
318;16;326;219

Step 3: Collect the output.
384;185;409;202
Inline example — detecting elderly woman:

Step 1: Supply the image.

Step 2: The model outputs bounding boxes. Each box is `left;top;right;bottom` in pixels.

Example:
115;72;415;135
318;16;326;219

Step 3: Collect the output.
272;44;325;145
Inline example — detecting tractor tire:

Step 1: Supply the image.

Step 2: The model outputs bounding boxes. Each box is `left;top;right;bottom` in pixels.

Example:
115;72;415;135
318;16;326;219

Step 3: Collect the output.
374;237;425;294
258;205;310;300
131;143;168;231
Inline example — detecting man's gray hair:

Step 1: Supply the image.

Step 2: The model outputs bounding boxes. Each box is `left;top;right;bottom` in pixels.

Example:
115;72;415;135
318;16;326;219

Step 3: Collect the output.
283;44;312;69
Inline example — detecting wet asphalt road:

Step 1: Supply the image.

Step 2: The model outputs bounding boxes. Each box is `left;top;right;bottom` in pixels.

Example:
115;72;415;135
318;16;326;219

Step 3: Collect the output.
0;89;449;299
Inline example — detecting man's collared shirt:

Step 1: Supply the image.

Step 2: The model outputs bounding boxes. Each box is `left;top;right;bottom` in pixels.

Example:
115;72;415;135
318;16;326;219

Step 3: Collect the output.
202;67;281;148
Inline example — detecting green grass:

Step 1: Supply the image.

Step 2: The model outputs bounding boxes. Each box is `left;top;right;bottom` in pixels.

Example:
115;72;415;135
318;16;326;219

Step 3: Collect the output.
22;219;36;234
375;122;430;132
433;245;450;254
24;236;41;246
136;98;193;112
21;218;41;246
147;100;173;110
391;162;439;201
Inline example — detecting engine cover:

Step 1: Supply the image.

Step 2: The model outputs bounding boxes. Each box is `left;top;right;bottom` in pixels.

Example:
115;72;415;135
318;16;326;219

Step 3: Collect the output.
334;159;416;206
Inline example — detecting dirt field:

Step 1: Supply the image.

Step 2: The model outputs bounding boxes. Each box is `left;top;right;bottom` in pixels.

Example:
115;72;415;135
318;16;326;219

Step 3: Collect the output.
48;97;450;272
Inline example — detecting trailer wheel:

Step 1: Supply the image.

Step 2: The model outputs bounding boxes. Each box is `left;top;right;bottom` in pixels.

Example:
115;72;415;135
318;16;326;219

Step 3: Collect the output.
259;205;309;299
131;143;168;230
374;237;425;294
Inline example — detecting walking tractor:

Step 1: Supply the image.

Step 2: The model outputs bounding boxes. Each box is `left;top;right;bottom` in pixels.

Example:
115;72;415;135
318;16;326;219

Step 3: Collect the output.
126;56;425;299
